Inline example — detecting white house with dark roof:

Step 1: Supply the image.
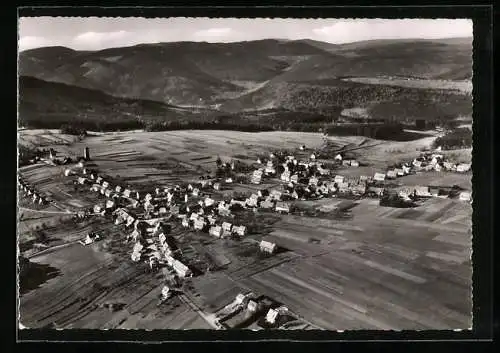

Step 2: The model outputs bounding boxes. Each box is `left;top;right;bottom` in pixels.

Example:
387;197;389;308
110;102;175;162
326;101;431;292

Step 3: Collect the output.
259;240;277;254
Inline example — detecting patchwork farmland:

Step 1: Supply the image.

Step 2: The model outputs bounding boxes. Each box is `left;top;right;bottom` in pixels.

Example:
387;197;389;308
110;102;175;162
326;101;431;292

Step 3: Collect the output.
18;129;472;330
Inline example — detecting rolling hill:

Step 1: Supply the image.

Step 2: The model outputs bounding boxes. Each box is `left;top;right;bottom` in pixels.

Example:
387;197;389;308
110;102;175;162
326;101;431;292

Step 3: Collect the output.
18;75;217;130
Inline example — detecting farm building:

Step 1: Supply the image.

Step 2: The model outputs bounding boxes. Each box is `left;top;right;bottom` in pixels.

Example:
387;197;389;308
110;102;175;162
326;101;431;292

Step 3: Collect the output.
251;173;263;185
265;309;279;324
209;226;223;238
275;202;291;213
350;160;360;167
247;300;258;312
459;191;472;202
259;240;277;254
456;163;471;173
374;172;386;182
172;258;192;278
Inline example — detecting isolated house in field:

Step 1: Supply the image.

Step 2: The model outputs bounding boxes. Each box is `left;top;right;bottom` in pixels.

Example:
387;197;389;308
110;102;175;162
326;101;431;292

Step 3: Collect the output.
275;202;291;213
459;191;472;202
259;240;277;254
373;173;386;182
233;225;247;237
456;163;471;173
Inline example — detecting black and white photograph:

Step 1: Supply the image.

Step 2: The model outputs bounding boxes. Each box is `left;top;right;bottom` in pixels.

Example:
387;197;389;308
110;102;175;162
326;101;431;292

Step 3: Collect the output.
17;16;473;331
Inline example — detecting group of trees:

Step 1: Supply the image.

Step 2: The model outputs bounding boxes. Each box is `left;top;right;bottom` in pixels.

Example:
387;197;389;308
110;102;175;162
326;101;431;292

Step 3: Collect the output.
433;127;473;150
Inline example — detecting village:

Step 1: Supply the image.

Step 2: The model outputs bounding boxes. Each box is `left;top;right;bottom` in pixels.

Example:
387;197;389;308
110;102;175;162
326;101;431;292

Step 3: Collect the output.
18;135;472;330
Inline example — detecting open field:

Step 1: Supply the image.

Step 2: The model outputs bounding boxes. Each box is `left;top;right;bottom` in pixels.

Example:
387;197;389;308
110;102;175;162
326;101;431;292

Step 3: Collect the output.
18;129;472;330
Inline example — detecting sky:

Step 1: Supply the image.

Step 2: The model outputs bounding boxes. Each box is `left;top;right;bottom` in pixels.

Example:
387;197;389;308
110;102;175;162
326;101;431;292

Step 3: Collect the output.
18;17;473;51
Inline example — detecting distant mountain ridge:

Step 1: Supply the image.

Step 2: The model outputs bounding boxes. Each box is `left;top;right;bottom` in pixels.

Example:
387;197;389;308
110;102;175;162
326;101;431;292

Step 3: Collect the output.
19;38;472;107
18;37;473;129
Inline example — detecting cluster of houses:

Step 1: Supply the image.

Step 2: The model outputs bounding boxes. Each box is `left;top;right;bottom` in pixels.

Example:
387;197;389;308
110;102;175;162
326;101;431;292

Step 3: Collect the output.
397;186;472;203
408;151;471;173
17;175;48;205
